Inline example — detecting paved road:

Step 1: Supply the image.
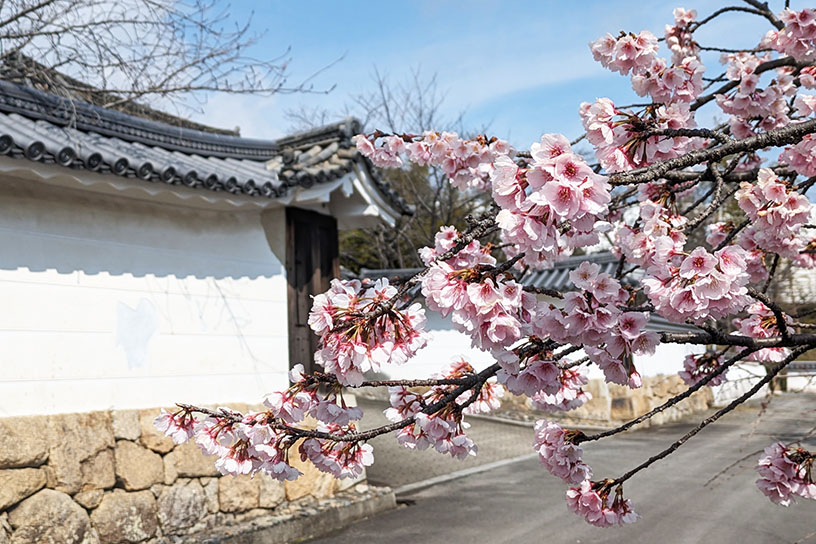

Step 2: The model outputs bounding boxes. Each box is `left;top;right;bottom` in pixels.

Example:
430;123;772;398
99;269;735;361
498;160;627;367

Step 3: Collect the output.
358;398;534;488
312;393;816;544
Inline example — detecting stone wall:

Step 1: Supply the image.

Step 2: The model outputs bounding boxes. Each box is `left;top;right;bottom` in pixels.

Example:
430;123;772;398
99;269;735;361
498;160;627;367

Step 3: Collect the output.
499;374;714;426
0;406;351;544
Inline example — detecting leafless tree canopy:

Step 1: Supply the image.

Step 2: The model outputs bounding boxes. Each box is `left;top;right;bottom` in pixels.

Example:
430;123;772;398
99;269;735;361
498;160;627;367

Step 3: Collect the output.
0;0;332;119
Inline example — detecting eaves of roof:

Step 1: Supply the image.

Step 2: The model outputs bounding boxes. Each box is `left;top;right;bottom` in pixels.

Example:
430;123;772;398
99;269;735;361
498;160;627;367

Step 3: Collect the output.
0;80;412;215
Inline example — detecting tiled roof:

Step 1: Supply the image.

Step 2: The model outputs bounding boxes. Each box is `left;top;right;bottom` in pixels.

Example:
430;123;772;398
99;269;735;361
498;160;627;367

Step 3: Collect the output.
359;252;631;291
0;79;411;214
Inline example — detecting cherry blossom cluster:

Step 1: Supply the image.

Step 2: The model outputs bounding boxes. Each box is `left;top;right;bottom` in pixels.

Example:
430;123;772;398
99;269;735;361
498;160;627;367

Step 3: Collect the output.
716;52;796;138
706;224;770;284
495;345;592;411
172;410;304;480
421;228;537;352
642;246;752;324
678;351;728;387
353;131;511;191
756;442;816;506
386;389;477;460
155;397;374;481
618;198;688;272
266;364;363;426
780;134;816;177
533;262;658;388
299;425;374;479
384;359;501;459
566;480;639;527
590;27;704;105
762;8;816;62
665;8;700;63
580;98;701;172
491;133;612;269
533;419;592;484
732;303;792;363
735;168;812;258
309;278;429;385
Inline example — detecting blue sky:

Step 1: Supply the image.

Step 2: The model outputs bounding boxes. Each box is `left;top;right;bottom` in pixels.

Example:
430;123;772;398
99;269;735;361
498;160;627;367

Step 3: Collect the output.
189;1;776;149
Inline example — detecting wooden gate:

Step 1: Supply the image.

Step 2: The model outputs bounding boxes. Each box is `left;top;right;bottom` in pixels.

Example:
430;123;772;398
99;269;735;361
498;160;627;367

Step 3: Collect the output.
285;207;339;375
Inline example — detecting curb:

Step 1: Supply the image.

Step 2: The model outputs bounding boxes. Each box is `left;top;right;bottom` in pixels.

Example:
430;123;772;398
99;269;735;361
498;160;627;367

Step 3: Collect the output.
195;488;397;544
394;452;539;496
467;412;614;432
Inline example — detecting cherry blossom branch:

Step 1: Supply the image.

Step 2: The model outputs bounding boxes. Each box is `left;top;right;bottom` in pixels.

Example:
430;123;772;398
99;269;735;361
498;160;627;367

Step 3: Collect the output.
682;162;725;232
644;127;731;144
181;362;502;443
577;346;761;444
659;330;816;348
747;287;790;340
611;345;811;486
688;5;768;31
762;253;780;293
714;218;752;251
313;375;471;388
609;118;816;186
740;0;785;30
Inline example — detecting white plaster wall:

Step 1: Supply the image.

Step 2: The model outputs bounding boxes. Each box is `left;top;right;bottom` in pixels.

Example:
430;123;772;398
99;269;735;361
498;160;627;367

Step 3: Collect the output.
0;181;290;416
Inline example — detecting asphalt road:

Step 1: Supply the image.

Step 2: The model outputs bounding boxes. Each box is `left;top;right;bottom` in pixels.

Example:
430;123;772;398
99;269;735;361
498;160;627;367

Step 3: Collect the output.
310;393;816;544
357;398;534;488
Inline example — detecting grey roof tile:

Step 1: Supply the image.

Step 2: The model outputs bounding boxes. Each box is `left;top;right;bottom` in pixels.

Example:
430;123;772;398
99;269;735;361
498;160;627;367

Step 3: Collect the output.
0;79;412;214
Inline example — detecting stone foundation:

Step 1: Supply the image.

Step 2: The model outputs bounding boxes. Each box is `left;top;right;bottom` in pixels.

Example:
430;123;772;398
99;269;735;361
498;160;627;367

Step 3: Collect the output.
0;406;355;544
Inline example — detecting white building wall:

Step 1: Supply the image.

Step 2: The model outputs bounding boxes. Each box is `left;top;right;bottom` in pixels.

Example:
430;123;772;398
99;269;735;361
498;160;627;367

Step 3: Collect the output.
379;307;704;381
0;181;290;416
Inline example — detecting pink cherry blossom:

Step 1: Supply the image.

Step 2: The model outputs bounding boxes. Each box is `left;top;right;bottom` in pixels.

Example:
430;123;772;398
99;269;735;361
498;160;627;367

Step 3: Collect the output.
756;442;816;506
566;480;639;527
533;420;592;484
154;408;196;444
310;278;429;385
679;351;729;387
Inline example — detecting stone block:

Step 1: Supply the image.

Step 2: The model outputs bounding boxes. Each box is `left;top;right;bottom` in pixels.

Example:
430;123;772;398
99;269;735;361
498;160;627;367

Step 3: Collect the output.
80;449;115;492
90;489;157;543
8;489;97;544
200;478;219;514
74;489;105;510
0;513;9;544
47;412;114;495
0;417;48;469
0;468;46;510
114;441;164;491
257;473;286;508
112;411;140;442
284;453;337;501
156;479;207;534
138;411;175;454
162;455;177;486
163;441;218;478
218;475;259;513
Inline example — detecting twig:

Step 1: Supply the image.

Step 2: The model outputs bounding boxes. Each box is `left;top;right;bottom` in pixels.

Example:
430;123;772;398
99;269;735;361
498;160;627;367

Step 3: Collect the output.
612;346;811;485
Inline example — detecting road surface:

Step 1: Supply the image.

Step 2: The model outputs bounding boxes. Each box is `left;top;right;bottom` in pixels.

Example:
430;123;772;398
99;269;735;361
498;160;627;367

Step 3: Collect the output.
311;393;816;544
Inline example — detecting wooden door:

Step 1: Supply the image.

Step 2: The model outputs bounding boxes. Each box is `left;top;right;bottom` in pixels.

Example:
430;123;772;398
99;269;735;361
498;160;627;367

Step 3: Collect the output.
286;207;339;375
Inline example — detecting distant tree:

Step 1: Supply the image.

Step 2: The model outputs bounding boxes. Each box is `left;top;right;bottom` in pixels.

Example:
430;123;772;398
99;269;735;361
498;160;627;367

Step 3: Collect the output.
0;0;332;122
